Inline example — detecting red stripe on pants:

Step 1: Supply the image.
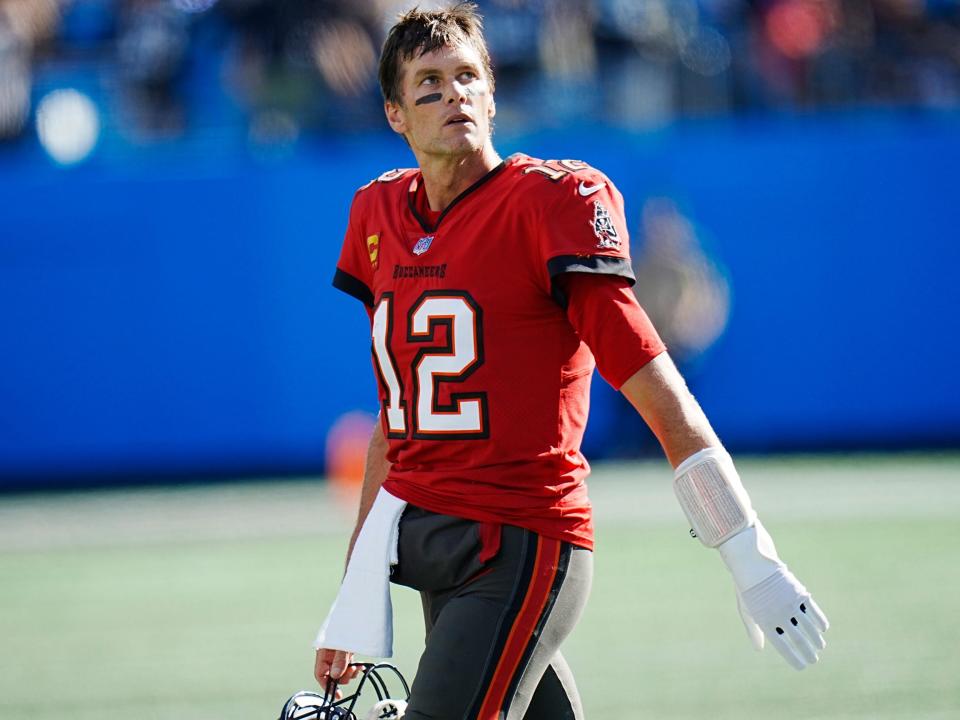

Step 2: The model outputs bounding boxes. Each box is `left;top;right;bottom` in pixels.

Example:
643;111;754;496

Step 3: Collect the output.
476;536;561;719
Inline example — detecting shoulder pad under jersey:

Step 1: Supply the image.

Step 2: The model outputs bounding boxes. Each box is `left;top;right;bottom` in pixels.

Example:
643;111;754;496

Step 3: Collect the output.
516;157;617;204
358;167;417;193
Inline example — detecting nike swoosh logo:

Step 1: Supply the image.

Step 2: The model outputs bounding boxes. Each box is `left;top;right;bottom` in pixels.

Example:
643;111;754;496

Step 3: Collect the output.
578;181;605;196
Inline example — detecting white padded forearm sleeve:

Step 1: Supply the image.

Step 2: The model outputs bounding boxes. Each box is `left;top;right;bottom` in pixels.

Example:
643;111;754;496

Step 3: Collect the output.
673;447;756;547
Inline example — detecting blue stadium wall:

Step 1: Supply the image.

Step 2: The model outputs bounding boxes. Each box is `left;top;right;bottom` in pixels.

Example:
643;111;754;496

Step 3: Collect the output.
2;111;958;489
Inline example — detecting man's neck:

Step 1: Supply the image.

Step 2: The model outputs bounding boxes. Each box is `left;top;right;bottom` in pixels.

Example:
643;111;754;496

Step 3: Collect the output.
416;145;502;212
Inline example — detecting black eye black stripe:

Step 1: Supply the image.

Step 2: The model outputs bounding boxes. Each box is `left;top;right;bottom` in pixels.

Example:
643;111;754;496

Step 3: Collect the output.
415;93;442;105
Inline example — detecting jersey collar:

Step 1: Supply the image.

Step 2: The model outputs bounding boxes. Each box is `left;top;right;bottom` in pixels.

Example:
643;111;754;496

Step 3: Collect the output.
407;160;507;234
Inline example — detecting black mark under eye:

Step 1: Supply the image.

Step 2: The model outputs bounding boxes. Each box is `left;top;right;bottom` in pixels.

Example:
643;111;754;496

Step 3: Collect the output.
415;93;442;106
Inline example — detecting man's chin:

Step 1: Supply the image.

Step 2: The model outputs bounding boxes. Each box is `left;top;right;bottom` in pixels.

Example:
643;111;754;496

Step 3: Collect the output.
431;136;485;157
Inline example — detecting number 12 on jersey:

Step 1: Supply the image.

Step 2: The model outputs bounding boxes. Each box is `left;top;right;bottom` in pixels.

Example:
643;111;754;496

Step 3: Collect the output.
372;291;489;440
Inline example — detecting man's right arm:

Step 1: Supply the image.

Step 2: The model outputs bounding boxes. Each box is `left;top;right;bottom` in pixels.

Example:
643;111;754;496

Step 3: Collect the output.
345;417;390;569
314;417;390;687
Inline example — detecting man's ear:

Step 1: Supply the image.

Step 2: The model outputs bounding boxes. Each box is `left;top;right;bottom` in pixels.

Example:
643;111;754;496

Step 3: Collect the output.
488;96;496;120
385;101;407;135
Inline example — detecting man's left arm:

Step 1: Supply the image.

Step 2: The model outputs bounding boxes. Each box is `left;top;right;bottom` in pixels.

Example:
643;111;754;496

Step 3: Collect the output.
619;352;720;468
562;272;830;670
620;355;829;670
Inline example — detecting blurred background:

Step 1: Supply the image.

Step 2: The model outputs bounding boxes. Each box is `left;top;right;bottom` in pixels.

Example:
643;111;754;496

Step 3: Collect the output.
1;2;959;719
1;0;959;488
2;0;960;488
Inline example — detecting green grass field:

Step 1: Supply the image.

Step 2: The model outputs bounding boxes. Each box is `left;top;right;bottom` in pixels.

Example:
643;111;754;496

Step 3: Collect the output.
1;454;958;719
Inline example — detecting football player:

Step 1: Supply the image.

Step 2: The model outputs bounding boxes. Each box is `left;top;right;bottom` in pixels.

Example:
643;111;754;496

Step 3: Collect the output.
314;4;829;719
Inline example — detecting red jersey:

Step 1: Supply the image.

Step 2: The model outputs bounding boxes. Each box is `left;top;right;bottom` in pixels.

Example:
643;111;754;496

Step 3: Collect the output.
334;154;654;549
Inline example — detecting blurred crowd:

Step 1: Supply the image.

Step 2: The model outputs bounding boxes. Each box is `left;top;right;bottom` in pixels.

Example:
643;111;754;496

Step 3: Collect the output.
1;0;959;147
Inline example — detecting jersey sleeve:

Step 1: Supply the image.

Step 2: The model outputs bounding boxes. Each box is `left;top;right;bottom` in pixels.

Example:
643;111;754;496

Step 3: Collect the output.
332;190;375;308
560;272;666;390
535;166;636;306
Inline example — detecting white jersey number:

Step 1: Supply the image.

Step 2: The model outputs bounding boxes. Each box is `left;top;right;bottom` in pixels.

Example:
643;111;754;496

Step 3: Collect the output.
372;296;407;437
372;291;487;439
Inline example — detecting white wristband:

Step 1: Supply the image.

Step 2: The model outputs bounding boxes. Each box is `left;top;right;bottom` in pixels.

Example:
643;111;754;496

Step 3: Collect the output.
673;447;756;547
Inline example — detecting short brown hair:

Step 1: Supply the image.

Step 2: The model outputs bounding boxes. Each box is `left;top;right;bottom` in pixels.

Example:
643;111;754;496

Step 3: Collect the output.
378;2;495;106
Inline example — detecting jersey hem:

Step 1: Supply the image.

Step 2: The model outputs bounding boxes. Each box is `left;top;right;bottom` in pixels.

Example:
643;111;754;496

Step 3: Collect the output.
382;479;595;551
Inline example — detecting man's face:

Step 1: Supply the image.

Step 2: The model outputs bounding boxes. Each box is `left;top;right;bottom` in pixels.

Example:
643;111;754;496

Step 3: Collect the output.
385;42;496;159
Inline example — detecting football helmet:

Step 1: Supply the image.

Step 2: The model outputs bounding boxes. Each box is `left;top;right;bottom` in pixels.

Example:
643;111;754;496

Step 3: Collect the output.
278;663;410;720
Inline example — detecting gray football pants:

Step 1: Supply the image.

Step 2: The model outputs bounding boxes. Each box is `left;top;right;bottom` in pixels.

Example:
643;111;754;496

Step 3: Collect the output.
391;505;593;720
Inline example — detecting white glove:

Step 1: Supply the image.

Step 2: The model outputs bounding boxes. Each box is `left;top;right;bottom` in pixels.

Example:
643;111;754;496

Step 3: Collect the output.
718;521;829;670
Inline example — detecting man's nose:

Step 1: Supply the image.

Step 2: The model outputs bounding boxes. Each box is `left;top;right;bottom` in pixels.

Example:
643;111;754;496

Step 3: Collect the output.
447;81;468;103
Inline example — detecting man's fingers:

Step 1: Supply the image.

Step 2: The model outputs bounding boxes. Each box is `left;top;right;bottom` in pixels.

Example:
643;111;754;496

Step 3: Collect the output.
314;648;334;684
767;630;807;671
802;597;829;632
315;649;356;686
785;622;820;666
794;607;826;651
330;650;356;683
339;662;361;684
